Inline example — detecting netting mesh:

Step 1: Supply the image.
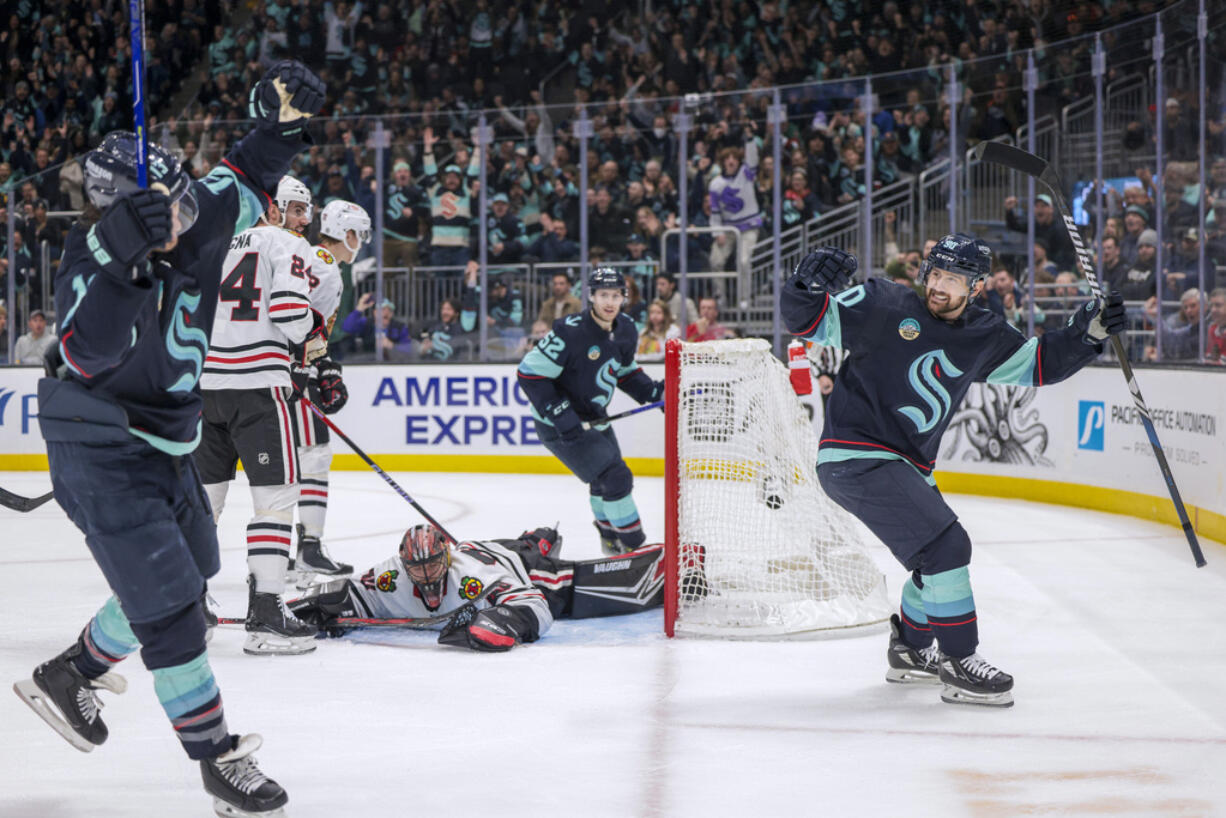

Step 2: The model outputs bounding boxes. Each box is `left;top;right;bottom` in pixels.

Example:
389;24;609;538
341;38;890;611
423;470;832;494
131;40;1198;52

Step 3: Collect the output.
672;339;890;638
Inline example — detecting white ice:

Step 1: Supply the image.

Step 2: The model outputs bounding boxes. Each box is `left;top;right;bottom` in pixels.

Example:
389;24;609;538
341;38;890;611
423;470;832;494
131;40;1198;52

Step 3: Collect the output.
2;469;1224;817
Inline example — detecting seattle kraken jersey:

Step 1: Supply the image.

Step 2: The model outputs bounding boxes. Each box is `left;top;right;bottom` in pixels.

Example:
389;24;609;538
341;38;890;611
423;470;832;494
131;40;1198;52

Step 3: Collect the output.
201;226;316;389
347;540;552;637
51;129;308;454
308;244;343;325
517;310;658;427
708;139;763;231
783;277;1102;482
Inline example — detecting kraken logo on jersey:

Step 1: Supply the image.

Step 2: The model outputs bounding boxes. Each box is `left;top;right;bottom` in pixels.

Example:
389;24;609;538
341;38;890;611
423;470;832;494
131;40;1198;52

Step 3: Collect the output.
898;350;964;434
593;360;618;408
165;289;208;392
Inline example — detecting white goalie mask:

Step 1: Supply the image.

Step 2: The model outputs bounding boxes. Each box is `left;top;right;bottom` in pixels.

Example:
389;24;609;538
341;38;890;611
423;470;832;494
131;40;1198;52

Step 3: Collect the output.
270;175;313;226
319;200;372;254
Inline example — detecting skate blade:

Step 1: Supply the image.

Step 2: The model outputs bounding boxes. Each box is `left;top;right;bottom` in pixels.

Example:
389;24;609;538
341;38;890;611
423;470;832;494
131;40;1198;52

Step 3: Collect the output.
212;796;287;818
12;680;98;752
885;667;941;685
243;633;317;656
940;683;1014;708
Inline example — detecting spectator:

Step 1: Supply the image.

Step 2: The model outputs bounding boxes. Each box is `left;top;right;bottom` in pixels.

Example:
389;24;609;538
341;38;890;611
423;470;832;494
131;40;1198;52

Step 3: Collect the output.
1004;193;1076;271
524;214;579;263
1100;235;1129;294
1164;228;1220;295
14;308;56;365
461;266;524;335
1118;204;1149;267
685;296;733;342
782;169;820;228
537;272;582;325
1042;272;1084;334
622;275;647;332
1146;289;1204;361
589;187;631;253
654;272;698;330
343;293;415;361
422;127;480;270
486;193;529;266
984;268;1026;329
419;298;467;362
708;138;762;279
636;298;681;362
1120;229;1158;302
1032;238;1058;279
1207;287;1226;364
623;232;657;291
382;159;425;271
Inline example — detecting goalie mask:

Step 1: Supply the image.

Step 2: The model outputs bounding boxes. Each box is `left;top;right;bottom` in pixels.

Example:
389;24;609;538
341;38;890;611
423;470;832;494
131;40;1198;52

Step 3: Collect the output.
399;525;451;610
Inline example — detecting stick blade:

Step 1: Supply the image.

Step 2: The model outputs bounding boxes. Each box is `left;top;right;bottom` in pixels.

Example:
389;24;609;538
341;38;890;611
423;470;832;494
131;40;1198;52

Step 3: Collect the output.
973;140;1050;179
0;488;55;513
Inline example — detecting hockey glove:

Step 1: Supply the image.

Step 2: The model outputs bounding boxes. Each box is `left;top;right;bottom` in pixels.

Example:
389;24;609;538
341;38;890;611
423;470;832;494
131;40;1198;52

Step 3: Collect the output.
289;359;311;399
304;309;329;362
519;526;562;557
438;604;536;652
89;189;174;281
248;60;325;138
287;580;358;637
789;246;858;294
316;359;348;414
546;399;584;442
650;380;665;409
1084;291;1127;344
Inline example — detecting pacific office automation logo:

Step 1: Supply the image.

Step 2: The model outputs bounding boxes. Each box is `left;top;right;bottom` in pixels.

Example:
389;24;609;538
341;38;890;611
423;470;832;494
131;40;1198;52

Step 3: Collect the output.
0;388;14;426
1078;400;1106;451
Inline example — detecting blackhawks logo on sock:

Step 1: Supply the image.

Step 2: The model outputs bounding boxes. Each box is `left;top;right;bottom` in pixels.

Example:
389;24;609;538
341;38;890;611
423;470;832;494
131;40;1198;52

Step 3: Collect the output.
460;576;483;599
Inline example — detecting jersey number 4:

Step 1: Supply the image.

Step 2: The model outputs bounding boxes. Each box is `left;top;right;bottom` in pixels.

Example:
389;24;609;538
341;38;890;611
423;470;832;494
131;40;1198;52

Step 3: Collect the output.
221;253;262;321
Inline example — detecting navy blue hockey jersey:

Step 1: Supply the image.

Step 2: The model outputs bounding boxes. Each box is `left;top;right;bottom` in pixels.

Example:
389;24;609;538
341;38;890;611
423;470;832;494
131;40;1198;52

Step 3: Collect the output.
48;129;309;454
517;310;658;430
783;278;1102;482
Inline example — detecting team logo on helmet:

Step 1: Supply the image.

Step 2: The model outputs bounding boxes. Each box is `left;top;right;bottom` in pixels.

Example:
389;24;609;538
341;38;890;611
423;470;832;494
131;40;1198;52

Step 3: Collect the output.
376;569;399;592
587;345;601;360
459;576;484;600
898;318;921;341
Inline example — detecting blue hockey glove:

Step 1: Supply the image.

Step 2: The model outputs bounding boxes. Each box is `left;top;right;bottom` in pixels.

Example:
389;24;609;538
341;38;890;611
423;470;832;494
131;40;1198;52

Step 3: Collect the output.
249;60;325;137
788;247;858;293
89;189;174;281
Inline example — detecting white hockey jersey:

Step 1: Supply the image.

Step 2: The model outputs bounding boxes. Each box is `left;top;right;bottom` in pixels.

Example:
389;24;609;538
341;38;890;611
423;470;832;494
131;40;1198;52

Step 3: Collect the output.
707;139;763;231
308;244;344;326
348;540;553;636
202;226;317;389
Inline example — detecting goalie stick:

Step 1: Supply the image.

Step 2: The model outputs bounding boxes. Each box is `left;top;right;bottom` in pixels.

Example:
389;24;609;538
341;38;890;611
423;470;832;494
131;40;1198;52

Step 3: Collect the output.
215;592;491;631
972;141;1206;568
0;487;55;513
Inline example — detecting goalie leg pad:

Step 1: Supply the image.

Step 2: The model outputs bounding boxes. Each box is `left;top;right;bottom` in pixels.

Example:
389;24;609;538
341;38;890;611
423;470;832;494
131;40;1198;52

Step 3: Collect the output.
286;580;362;635
569;544;665;619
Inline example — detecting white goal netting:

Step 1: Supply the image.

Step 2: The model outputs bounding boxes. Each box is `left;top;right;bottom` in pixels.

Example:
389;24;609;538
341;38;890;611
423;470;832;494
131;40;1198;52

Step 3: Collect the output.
668;339;890;638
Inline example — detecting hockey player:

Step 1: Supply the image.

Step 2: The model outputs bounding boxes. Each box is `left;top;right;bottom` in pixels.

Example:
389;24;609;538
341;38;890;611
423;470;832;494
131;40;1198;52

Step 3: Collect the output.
783;239;1126;708
288;524;668;651
197;174;330;656
517;268;664;554
16;60;324;817
287;199;371;585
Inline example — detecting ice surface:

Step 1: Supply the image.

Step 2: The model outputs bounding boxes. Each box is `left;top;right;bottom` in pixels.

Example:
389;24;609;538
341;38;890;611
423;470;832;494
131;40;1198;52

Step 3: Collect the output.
2;470;1223;817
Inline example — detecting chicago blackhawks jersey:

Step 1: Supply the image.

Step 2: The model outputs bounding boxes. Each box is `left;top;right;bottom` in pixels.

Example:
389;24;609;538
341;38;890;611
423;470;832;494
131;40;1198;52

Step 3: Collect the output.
308;244;343;326
347;539;553;636
201;225;316;389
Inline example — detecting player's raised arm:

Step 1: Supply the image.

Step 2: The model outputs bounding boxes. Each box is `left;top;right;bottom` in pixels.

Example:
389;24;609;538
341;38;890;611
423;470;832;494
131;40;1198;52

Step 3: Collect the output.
982;292;1126;387
782;246;878;348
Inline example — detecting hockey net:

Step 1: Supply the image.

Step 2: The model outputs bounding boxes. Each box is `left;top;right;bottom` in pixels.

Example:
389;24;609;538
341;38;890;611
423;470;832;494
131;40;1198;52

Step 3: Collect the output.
664;338;890;638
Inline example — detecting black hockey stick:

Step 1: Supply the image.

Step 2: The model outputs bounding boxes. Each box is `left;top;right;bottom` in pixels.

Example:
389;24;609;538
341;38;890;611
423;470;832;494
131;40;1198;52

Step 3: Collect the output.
972;141;1206;568
0;487;56;513
582;399;664;429
297;396;458;544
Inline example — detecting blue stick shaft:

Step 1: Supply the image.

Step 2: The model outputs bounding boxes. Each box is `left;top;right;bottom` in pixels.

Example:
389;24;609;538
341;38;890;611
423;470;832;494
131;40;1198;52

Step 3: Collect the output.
128;0;147;187
582;400;664;430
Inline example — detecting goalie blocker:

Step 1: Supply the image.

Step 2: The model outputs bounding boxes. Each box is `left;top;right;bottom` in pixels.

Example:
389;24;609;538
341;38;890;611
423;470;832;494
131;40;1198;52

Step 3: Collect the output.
289;525;673;651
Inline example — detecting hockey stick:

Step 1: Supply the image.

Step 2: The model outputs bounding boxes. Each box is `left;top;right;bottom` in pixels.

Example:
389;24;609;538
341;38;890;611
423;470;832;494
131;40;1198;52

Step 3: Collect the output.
128;0;148;186
582;400;664;429
296;395;458;544
0;487;55;513
216;592;491;631
972;141;1206;568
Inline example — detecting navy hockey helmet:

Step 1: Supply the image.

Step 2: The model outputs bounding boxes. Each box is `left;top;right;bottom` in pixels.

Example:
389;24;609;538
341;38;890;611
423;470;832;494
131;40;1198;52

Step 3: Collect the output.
588;266;625;295
399;524;451;610
919;232;992;288
84;131;198;234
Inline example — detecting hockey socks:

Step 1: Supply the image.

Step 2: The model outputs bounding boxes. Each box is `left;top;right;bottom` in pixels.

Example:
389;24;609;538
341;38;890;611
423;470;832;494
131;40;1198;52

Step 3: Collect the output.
920;566;978;659
297;475;329;539
153;651;230;759
74;596;141;679
897;574;933;649
599;493;645;550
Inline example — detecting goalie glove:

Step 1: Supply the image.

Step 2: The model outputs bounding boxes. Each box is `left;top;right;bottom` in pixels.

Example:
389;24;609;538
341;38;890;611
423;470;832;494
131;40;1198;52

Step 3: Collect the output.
316;358;348;414
437;604;537;652
287;580;359;637
248;60;325;138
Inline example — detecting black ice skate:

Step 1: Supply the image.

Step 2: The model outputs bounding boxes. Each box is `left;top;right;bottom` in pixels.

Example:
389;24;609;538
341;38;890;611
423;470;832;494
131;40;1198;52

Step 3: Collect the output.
244;576;318;656
201;733;288;817
291;523;351;587
594;521;625;556
885;614;942;685
13;640;128;752
939;653;1014;707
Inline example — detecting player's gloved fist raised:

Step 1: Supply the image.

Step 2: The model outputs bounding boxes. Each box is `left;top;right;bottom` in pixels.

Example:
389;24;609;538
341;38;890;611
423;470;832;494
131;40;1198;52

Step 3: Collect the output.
789;246;858;294
89;188;174;281
1084;290;1127;344
316;358;347;414
249;60;325;137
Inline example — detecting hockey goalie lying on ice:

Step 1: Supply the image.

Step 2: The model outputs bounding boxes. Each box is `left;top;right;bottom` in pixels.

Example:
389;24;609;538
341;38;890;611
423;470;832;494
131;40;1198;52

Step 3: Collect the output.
287;524;671;651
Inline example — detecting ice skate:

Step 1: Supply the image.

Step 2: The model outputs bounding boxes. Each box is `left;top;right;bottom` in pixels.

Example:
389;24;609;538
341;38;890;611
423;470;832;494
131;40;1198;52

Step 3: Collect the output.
885;614;942;685
291;524;351;587
13;640;128;752
594;521;626;556
201;733;288;817
244;577;317;656
939;653;1014;707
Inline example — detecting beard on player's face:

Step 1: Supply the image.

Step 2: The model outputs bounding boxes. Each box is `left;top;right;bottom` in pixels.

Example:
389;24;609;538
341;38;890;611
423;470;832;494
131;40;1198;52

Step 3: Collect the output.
924;268;974;320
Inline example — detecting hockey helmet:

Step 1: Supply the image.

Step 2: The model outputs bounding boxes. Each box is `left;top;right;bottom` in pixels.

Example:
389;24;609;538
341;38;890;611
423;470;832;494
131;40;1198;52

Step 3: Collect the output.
319;200;372;253
399;524;451;610
919;232;993;288
273;175;313;225
84;131;198;234
588;266;626;296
